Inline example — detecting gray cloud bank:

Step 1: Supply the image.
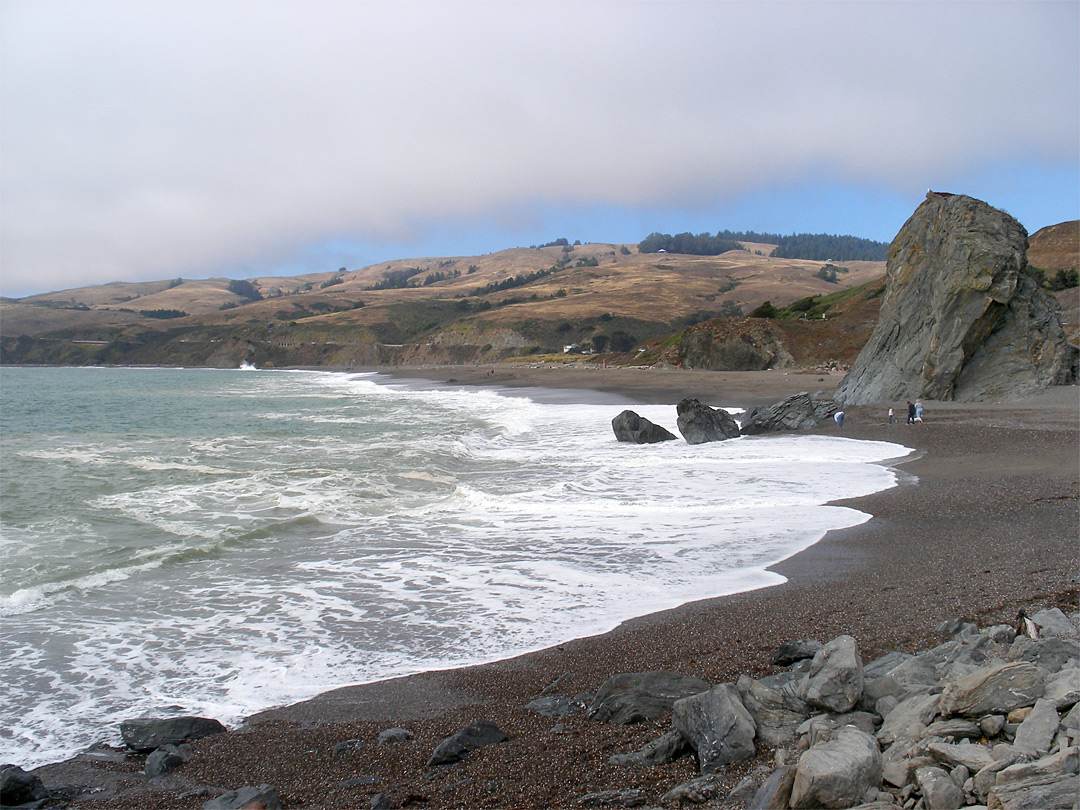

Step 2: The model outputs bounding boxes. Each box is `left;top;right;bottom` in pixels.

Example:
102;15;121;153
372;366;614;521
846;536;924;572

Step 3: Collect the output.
2;1;1077;296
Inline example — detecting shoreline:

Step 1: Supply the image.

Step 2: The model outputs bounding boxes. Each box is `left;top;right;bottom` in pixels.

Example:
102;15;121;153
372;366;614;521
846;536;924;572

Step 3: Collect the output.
28;366;1080;809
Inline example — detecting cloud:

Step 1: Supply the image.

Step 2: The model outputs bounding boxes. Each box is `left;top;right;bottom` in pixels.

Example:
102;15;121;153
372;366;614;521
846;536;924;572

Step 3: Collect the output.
2;1;1077;296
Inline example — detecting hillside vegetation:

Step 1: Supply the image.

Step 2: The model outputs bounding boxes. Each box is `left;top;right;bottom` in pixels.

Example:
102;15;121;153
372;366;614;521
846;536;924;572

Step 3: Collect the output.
2;223;1074;369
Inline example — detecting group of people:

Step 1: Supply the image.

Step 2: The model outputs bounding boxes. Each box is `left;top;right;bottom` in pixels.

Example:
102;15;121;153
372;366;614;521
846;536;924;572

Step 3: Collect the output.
887;399;924;424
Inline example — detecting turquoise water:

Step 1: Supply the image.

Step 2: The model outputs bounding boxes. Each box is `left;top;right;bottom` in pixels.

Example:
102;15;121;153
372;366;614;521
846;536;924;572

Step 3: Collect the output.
0;366;910;768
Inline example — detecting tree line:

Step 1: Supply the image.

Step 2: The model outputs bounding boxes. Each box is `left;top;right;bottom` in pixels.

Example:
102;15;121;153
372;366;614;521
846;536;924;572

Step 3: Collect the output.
638;230;888;261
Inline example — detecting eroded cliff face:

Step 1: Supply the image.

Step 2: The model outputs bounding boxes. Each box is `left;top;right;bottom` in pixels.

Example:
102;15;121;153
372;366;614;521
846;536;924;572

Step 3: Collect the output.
835;193;1078;404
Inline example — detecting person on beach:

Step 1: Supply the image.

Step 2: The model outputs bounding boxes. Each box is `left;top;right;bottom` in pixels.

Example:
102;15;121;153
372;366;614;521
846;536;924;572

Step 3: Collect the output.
915;399;924;422
907;401;916;424
834;410;845;428
888;407;895;424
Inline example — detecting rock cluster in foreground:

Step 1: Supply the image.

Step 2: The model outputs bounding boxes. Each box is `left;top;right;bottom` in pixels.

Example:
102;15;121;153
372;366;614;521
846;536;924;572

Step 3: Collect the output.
531;607;1079;809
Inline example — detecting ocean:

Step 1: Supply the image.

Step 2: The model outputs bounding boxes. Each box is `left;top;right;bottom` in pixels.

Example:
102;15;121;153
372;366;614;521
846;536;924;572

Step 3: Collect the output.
0;366;911;769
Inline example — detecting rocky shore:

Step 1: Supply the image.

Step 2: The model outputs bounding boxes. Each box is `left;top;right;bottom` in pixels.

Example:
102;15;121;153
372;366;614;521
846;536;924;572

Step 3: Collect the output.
9;368;1079;810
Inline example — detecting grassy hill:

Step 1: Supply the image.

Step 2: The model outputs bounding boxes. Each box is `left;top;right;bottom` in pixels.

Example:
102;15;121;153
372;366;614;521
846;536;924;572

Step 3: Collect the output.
3;224;1074;369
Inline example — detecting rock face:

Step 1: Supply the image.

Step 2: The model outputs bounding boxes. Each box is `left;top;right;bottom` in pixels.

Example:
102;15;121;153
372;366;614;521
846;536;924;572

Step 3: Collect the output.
675;398;740;444
611;410;677;444
835;192;1077;404
740;393;838;434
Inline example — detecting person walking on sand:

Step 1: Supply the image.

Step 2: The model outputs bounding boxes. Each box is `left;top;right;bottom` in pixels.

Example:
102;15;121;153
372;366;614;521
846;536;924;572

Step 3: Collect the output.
907;401;916;424
915;399;923;422
834;409;845;428
888;407;895;424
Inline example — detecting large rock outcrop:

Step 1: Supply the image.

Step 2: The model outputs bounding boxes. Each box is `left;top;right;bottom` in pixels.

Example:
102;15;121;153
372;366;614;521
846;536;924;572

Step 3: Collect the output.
835;192;1077;404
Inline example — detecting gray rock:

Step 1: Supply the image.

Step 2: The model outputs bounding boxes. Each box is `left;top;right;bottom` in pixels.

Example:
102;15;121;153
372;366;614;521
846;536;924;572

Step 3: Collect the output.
0;764;49;807
1012;698;1060;756
888;654;941;692
525;693;591;718
145;743;189;777
675;398;740;444
915;765;964;810
120;715;227;753
927;741;996;772
980;714;1007;738
427;720;509;766
987;747;1079;809
377;727;414;745
576;788;647;807
1029;608;1079;639
834;192;1077;405
1008;636;1080;673
937;619;980;642
371;794;392;810
587;671;709;725
924;718;982;740
203;784;281;810
985;624;1019;645
740;392;838;435
611;410;677;444
802;635;865;713
938;662;1048;717
878;694;941;745
608;729;691;767
748;765;797;809
726;775;761;804
881;736;934;788
863;651;915;680
972;752;1022;802
1042;666;1080;709
661;772;727;804
772;639;825;667
672;683;757;772
790;726;884;809
736;673;811;747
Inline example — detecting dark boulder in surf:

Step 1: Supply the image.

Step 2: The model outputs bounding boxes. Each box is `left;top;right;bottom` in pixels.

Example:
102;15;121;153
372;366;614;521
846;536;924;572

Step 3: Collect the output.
740;392;838;435
611;410;677;443
675;398;740;444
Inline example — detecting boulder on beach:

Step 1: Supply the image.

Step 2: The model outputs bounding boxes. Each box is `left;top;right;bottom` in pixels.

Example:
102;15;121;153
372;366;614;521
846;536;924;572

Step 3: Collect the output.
610;410;677;443
675;398;740;444
427;719;509;766
672;683;757;772
587;671;710;725
740;392;838;435
120;715;227;753
835;192;1078;404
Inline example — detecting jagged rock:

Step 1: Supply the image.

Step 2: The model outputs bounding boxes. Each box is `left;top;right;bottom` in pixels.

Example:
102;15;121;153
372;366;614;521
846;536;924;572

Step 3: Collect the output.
938;662;1048;717
802;635;865;713
881;736;933;788
377;727;414;744
790;726;884;809
120;716;227;753
740;393;838;435
608;729;691;767
1007;636;1080;672
203;784;282;810
525;693;591;718
0;764;49;806
924;718;982;739
672;683;757;772
587;671;709;725
1043;665;1080;709
145;743;189;777
973;752;1023;802
835;192;1077;404
877;693;941;745
927;741;995;772
737;674;811;747
986;747;1079;809
863;651;914;680
575;788;647;807
660;771;728;804
1029;608;1079;639
748;764;797;809
610;410;677;444
1012;698;1060;756
674;398;740;444
915;764;964;810
427;720;509;766
772;638;825;667
726;775;761;804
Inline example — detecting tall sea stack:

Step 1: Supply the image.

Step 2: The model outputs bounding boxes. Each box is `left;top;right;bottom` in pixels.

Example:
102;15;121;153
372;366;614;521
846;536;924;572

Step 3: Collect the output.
835;192;1078;404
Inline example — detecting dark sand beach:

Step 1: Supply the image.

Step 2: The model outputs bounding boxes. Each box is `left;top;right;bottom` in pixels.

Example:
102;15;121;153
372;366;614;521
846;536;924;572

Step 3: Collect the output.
34;366;1079;809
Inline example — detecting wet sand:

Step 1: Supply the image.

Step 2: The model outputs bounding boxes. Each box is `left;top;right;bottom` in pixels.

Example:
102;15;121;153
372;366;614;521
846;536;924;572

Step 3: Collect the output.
35;367;1079;809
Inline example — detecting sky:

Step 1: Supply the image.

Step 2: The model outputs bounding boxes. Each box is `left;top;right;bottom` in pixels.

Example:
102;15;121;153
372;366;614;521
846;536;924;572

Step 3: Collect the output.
2;1;1078;298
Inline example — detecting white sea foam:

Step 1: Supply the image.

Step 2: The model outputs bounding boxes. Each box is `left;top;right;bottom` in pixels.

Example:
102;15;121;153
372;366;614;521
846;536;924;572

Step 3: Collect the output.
0;366;912;769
